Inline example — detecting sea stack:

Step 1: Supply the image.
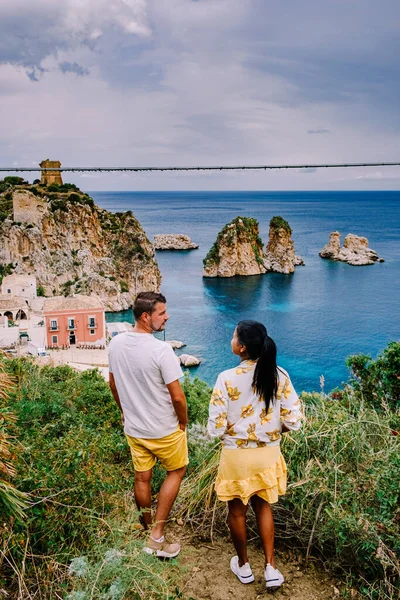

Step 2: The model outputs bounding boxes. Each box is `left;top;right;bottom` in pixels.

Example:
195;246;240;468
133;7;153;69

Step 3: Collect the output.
154;234;198;250
203;217;266;277
264;216;304;274
320;232;384;266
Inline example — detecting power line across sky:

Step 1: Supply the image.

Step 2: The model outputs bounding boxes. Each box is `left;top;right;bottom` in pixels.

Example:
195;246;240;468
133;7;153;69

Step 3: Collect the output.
1;161;400;174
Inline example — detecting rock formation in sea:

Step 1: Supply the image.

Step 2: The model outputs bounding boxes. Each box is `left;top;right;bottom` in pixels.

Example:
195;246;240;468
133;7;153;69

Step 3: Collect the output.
264;216;304;274
154;234;199;250
203;216;266;277
319;232;384;266
179;353;201;367
166;340;186;349
0;177;161;311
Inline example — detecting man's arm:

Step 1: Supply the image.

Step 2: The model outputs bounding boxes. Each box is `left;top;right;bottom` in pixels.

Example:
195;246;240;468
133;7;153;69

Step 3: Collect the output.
167;379;188;431
109;372;124;424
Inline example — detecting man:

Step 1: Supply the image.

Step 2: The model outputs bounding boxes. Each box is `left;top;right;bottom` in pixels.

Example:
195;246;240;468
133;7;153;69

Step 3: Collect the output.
109;291;188;558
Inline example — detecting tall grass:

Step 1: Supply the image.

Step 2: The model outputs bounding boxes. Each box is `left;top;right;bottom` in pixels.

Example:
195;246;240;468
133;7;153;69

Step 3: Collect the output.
178;389;400;599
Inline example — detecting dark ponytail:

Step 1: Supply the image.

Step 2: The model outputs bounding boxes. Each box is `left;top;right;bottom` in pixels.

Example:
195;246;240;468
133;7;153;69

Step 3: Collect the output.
236;320;278;410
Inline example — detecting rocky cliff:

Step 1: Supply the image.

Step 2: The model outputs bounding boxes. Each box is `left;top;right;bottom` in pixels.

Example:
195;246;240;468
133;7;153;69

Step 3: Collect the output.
264;216;304;274
203;217;266;277
0;179;161;310
319;232;384;266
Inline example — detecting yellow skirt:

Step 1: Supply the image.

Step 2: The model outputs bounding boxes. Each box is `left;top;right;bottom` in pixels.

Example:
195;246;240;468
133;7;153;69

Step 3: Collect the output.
215;445;287;505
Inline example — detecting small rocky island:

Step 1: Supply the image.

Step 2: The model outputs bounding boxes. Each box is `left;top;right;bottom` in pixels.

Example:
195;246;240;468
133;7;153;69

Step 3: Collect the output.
154;234;198;250
203;217;265;277
0;172;161;311
319;232;384;266
203;215;303;278
264;216;304;274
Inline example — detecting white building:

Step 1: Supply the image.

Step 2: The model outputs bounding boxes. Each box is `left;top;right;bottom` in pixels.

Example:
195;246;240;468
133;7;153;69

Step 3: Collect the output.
1;274;37;303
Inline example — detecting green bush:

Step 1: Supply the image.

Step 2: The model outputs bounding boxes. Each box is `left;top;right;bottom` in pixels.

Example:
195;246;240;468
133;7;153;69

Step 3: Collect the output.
3;176;26;185
36;285;46;297
346;341;400;412
270;215;292;234
120;280;129;293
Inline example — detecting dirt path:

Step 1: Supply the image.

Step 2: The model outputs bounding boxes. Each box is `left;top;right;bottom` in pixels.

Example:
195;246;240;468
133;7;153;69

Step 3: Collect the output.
177;532;344;600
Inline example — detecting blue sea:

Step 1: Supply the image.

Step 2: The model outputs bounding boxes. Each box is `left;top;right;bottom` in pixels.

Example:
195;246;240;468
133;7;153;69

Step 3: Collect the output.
90;191;400;393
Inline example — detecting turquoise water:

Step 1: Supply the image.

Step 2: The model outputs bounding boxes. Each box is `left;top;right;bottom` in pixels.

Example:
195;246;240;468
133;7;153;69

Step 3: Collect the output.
91;191;400;392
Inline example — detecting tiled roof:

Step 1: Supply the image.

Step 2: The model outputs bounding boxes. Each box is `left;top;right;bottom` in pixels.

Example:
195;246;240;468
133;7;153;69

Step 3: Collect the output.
44;295;104;312
0;295;28;310
2;274;37;287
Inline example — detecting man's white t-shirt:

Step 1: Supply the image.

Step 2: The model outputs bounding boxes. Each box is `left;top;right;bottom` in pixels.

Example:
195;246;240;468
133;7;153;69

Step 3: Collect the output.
108;332;184;439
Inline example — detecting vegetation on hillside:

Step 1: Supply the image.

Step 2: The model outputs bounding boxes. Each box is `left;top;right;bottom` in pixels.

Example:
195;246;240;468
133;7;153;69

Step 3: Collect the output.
1;343;399;598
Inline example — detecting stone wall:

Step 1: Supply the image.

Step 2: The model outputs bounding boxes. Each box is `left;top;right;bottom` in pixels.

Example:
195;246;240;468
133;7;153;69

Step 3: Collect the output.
39;159;63;185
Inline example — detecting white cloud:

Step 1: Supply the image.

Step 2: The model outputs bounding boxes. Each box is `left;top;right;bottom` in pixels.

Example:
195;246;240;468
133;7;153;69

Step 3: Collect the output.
0;1;399;190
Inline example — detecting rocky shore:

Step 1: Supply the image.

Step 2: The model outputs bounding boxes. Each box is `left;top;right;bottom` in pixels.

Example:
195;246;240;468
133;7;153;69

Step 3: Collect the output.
319;232;384;266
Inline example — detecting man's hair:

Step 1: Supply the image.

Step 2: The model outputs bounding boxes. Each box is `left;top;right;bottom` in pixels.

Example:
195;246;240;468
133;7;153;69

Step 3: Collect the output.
133;291;167;320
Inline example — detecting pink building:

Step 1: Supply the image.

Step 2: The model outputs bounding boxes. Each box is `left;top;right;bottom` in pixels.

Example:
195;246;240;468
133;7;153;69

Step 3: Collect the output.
44;295;105;347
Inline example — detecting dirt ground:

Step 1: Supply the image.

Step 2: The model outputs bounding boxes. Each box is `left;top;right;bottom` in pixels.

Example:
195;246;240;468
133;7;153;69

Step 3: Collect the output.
177;531;346;600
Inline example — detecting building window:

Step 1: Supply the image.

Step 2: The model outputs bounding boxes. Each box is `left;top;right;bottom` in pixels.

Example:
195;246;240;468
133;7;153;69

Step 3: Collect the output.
90;329;95;335
68;318;75;329
52;335;58;344
22;288;25;292
50;319;58;330
88;316;96;328
7;289;11;294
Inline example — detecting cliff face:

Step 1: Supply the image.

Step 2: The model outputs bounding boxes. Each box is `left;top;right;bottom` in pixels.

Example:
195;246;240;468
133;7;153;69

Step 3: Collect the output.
264;216;304;274
0;182;161;310
203;217;266;277
320;232;384;266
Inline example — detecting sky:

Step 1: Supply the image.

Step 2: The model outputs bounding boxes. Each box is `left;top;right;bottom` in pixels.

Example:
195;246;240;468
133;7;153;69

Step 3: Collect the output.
0;0;400;191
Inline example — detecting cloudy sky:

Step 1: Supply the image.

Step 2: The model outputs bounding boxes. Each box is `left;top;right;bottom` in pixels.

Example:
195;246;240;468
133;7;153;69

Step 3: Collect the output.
0;0;399;190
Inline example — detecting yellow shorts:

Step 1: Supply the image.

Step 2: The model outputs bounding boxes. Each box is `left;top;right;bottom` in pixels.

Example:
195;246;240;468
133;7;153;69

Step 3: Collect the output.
126;427;189;472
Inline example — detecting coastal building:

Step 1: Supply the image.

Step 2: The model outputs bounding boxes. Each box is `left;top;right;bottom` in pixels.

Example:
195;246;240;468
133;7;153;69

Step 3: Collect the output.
1;274;37;303
44;295;105;347
106;321;134;339
0;295;29;322
39;159;63;186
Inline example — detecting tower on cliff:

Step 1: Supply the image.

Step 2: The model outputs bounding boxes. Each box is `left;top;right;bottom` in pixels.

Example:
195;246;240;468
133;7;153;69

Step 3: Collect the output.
39;159;63;186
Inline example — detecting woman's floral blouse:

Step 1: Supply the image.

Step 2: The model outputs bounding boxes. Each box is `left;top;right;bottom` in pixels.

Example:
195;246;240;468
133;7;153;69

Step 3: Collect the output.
207;360;303;448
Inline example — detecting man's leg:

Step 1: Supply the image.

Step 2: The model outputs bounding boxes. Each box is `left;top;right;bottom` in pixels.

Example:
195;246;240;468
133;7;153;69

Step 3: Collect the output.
150;466;186;539
134;468;153;530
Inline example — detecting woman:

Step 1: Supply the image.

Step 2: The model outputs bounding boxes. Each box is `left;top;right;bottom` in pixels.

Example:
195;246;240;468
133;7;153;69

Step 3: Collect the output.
207;320;303;590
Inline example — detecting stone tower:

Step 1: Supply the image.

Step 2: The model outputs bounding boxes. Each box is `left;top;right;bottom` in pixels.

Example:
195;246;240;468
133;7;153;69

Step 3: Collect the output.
39;159;63;186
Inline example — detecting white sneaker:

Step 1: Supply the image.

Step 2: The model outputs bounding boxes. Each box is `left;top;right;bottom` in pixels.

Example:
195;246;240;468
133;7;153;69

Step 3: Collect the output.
265;563;284;590
230;556;255;584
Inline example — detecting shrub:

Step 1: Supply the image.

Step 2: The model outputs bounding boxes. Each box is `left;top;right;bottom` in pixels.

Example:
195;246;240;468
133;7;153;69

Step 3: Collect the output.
120;280;129;293
36;285;46;297
3;176;26;186
270;215;292;234
346;341;400;412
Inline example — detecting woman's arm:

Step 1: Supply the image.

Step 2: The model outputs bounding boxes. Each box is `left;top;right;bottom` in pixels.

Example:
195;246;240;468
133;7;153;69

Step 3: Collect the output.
207;374;229;439
280;374;303;431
